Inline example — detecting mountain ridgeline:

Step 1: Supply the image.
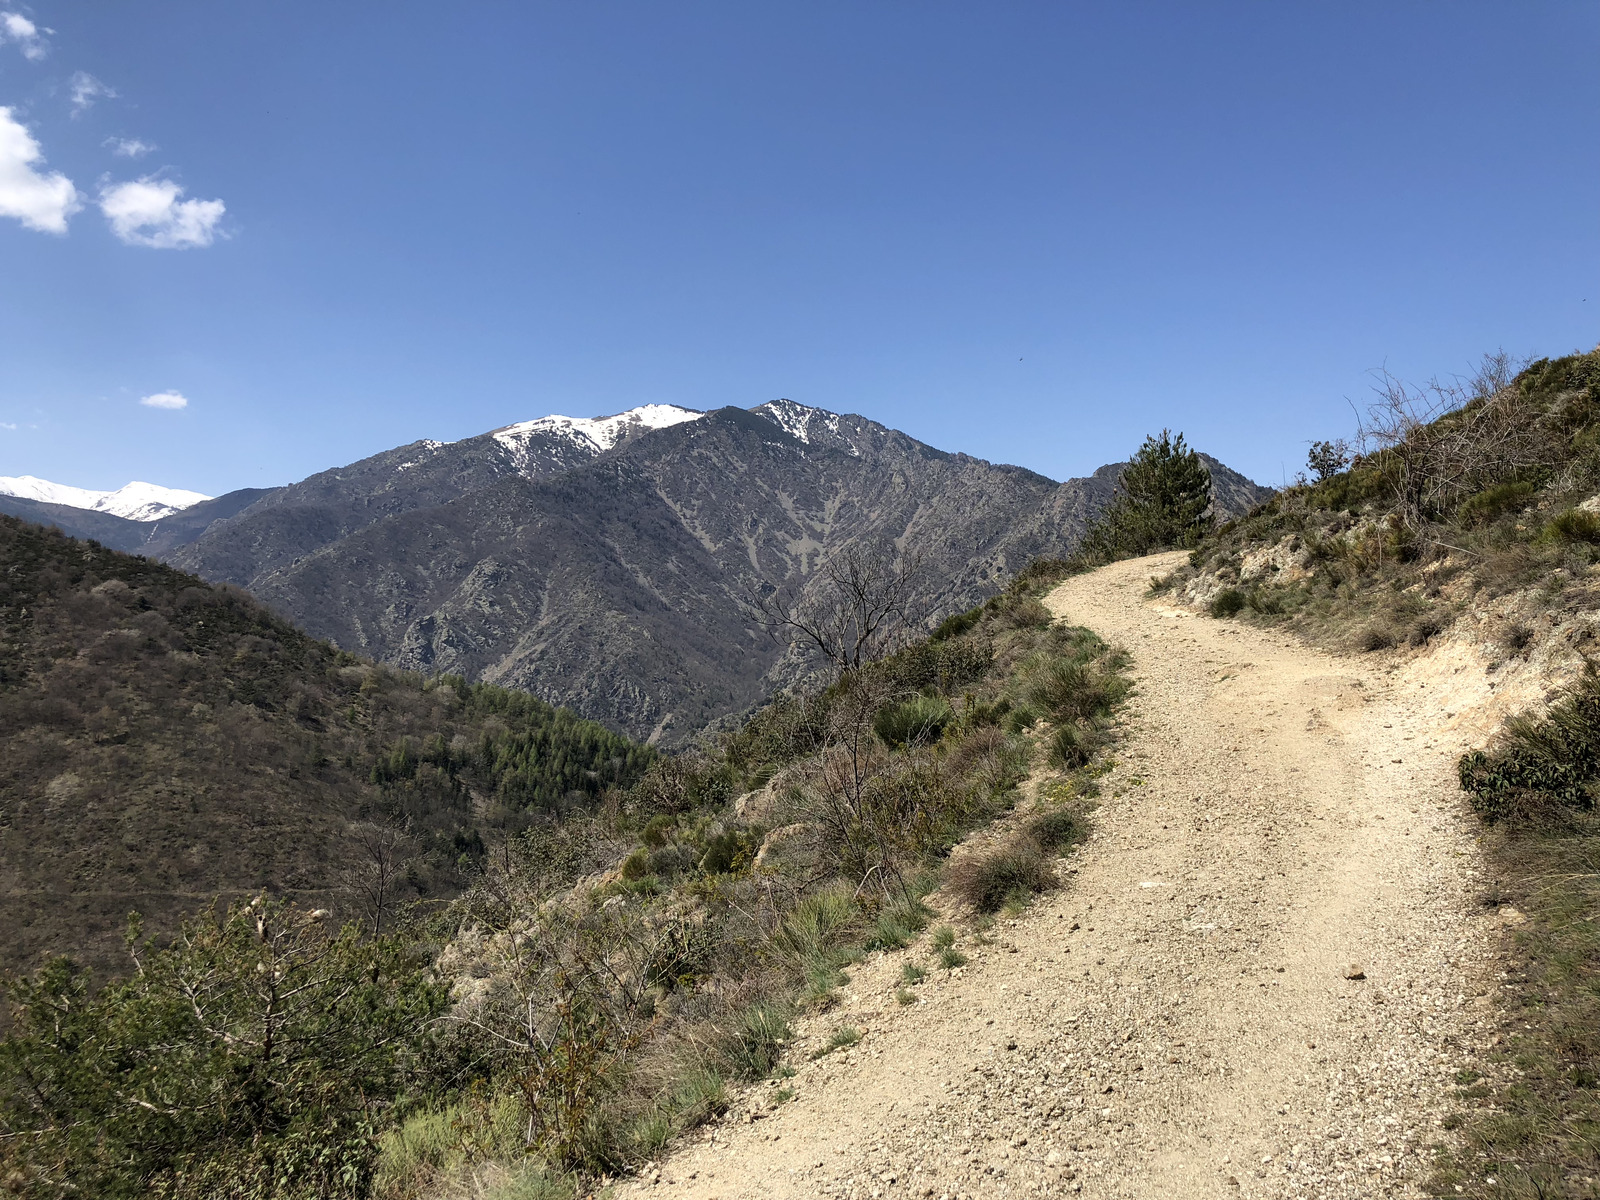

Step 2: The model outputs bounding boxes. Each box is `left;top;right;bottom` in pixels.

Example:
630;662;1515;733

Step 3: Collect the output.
1;401;1272;742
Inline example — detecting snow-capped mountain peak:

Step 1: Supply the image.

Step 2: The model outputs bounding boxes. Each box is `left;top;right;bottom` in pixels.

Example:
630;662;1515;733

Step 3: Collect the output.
492;404;705;462
753;399;863;456
0;475;212;522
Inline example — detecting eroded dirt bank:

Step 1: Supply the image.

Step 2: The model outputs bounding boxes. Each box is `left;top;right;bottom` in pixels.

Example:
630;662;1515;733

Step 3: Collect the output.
617;551;1503;1199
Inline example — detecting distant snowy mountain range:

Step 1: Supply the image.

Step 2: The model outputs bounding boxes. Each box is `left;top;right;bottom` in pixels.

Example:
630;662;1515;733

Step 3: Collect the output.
0;475;212;522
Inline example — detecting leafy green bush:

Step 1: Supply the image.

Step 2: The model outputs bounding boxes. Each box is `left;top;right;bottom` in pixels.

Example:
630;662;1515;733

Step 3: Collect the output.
873;694;954;748
1458;479;1538;525
0;896;444;1200
1459;667;1600;822
1209;588;1246;618
931;606;982;641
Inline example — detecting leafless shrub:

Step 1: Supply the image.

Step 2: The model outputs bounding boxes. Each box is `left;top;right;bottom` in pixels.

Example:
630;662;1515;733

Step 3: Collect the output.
1353;350;1553;532
756;541;927;676
348;820;413;938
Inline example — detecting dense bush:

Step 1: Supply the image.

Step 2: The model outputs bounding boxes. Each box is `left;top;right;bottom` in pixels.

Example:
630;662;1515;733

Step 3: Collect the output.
1209;588;1246;618
1459;667;1600;822
0;897;444;1200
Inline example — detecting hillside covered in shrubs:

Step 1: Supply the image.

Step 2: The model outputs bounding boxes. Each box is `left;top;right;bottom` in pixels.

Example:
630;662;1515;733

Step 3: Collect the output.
0;537;1129;1199
0;515;654;978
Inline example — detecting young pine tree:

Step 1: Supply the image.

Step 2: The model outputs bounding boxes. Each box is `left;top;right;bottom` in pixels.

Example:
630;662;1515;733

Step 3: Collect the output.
1080;430;1213;561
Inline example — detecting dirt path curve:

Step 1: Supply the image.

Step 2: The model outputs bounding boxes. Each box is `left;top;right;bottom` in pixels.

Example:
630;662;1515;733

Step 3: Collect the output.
618;552;1503;1200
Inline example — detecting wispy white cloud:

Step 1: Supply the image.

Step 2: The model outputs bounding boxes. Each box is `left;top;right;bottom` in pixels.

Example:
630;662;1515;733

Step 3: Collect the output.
69;71;115;115
139;390;188;410
0;106;79;233
0;421;17;431
99;178;224;249
0;11;47;60
104;136;154;158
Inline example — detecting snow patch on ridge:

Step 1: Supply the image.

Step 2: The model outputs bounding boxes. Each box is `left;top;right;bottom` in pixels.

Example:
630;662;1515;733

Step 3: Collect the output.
754;399;857;455
492;404;705;463
0;475;211;521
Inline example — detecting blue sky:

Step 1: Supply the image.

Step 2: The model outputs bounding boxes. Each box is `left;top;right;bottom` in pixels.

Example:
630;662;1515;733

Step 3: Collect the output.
0;2;1595;497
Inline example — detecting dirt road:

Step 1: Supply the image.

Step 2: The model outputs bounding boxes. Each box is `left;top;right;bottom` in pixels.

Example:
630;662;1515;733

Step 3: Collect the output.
618;552;1501;1199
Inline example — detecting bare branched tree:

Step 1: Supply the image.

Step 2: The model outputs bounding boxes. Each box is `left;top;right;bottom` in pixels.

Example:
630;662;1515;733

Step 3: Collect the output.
348;820;411;939
756;541;926;676
1352;349;1552;530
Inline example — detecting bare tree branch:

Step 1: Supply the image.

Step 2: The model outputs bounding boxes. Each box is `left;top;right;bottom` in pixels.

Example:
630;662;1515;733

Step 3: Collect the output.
755;541;926;676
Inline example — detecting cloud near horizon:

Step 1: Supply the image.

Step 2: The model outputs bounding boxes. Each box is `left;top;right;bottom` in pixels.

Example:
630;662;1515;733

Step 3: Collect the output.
0;11;46;60
0;106;80;233
100;178;224;248
139;391;189;410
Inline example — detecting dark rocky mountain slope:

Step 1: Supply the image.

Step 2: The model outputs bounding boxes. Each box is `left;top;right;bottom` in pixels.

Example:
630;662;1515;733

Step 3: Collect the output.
0;516;652;977
165;401;1270;742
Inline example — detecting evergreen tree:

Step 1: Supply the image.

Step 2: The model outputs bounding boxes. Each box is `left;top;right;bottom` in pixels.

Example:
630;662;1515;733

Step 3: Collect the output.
1079;430;1213;561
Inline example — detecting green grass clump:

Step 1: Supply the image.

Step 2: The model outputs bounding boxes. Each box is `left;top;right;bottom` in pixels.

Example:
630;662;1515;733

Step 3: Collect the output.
873;694;954;748
811;1026;862;1059
1545;507;1600;545
895;987;916;1006
864;895;933;951
1025;806;1090;851
718;1002;793;1081
899;962;927;985
938;947;967;970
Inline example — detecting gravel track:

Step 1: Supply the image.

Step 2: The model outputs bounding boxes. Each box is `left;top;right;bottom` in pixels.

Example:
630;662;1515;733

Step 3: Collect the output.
617;551;1502;1199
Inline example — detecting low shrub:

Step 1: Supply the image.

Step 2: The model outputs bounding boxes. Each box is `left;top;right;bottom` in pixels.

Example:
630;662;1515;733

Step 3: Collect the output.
943;836;1057;913
1545;508;1600;545
1358;623;1397;652
1459;667;1600;822
873;695;953;748
1407;608;1450;647
930;606;982;641
1025;657;1127;726
1024;806;1090;851
1458;479;1537;525
1048;723;1093;769
1000;597;1053;630
1209;588;1247;618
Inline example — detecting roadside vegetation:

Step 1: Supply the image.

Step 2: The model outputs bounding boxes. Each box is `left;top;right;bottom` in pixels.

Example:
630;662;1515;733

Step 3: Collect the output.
1157;348;1600;655
0;525;1129;1197
1156;345;1600;1198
